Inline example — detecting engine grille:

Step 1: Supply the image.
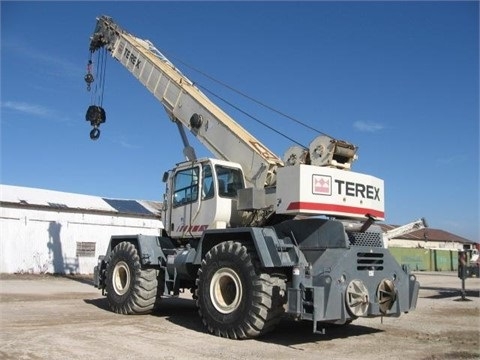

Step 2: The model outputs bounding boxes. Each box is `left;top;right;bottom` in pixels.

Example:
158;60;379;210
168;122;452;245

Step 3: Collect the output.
347;231;383;247
357;252;384;271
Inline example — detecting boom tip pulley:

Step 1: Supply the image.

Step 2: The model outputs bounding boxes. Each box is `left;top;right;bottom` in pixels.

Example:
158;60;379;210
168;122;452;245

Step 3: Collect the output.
85;60;94;91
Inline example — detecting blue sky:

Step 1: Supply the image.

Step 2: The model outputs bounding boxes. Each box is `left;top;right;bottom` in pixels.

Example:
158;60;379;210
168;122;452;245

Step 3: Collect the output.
1;1;478;242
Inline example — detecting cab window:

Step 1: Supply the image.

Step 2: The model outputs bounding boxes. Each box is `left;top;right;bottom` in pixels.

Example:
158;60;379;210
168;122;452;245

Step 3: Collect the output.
215;165;244;198
173;167;199;207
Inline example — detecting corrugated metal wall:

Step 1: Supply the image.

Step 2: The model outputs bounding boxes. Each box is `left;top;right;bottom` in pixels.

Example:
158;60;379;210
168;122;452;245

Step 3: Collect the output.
389;247;459;271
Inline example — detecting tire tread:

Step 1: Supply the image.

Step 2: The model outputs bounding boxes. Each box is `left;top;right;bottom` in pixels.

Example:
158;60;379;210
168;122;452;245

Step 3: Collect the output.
106;241;161;315
196;241;286;339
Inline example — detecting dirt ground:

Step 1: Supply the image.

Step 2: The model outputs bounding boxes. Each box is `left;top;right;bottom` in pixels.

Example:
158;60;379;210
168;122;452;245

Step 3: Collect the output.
0;272;478;360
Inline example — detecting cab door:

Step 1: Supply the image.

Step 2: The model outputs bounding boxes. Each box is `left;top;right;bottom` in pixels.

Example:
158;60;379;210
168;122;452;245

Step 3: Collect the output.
168;164;201;238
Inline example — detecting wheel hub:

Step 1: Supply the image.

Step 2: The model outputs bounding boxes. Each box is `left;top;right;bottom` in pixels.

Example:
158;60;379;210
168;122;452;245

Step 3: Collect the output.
210;268;242;314
112;261;130;296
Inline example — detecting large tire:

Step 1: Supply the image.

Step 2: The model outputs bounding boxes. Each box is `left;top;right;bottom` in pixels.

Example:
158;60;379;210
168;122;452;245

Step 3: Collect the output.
105;241;160;314
196;241;286;339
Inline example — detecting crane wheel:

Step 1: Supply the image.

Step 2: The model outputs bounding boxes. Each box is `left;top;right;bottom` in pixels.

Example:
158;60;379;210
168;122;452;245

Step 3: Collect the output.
196;241;286;339
105;241;160;314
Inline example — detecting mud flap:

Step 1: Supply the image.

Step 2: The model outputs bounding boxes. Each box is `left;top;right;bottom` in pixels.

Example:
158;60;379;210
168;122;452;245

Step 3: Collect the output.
409;278;420;311
312;286;326;335
93;255;106;292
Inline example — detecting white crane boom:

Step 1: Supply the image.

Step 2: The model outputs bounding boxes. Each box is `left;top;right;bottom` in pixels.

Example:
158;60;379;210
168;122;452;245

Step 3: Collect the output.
88;15;282;188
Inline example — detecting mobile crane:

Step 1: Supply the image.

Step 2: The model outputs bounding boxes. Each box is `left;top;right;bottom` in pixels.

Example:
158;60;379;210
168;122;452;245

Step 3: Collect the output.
86;15;419;339
382;218;428;248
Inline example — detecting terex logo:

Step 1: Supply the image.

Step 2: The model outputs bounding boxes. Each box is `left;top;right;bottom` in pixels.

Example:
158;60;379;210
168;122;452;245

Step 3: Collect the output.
123;48;141;69
334;180;381;201
312;175;332;195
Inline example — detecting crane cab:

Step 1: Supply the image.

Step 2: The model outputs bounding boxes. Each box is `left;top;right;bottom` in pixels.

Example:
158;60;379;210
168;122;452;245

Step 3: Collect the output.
162;158;245;240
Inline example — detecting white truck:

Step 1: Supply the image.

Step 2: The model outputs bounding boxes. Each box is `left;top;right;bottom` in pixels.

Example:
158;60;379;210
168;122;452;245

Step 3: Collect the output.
86;15;419;339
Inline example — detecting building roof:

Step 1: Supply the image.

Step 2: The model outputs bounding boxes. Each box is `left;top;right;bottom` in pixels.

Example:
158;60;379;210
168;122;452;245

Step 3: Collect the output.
0;184;161;217
378;223;473;244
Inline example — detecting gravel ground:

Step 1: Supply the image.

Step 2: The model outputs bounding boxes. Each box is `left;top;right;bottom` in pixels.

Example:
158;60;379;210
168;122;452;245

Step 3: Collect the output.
0;272;478;360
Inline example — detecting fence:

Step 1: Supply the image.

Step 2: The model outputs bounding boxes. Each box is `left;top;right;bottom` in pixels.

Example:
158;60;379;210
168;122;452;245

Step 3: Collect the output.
389;247;458;272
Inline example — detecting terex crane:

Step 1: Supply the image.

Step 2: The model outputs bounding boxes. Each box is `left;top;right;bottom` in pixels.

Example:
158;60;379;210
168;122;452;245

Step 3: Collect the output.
86;15;419;339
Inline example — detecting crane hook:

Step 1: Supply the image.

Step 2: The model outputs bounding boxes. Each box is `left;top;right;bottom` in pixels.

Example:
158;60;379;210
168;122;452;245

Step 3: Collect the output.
90;127;101;140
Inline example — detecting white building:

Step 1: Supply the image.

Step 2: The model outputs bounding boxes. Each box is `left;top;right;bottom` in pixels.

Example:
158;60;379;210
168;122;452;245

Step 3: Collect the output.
2;184;476;275
0;185;163;274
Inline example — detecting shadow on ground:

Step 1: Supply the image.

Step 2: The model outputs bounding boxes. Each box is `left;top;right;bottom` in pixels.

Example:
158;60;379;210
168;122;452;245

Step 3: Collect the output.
159;304;383;346
84;295;382;346
260;320;382;347
421;286;479;299
84;297;111;311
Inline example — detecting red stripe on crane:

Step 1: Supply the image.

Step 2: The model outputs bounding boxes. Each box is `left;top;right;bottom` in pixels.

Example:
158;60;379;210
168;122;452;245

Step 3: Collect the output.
286;202;384;219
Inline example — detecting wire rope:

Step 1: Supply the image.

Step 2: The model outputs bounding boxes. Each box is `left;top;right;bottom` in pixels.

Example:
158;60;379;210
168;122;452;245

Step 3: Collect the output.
198;84;306;148
166;52;335;140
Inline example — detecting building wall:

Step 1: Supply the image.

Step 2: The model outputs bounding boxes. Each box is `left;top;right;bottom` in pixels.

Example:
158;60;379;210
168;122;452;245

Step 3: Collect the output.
388;238;463;250
1;205;163;274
